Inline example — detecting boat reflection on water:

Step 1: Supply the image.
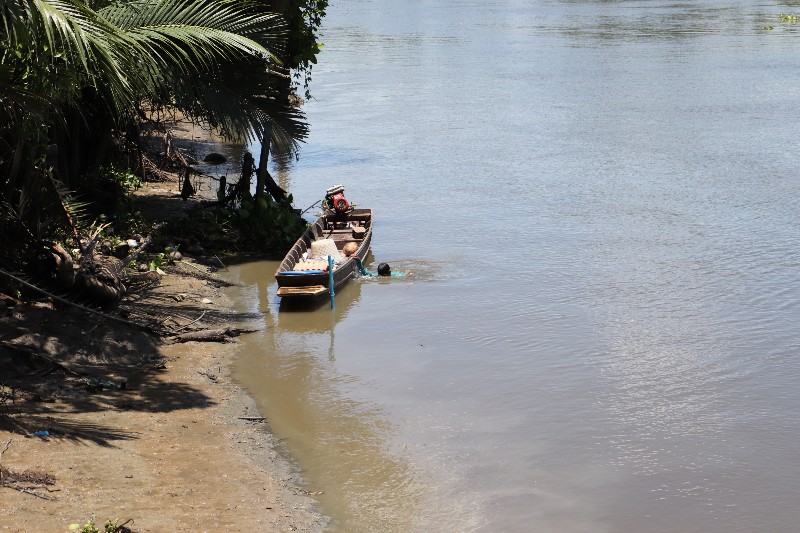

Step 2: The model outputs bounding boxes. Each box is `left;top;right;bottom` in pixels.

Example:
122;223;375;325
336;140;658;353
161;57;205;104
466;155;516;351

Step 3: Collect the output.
275;278;362;362
227;257;425;533
274;251;374;333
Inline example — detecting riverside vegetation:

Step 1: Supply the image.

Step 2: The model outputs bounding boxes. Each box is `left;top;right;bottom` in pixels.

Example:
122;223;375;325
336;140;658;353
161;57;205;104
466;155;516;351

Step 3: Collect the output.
1;0;327;306
1;1;329;529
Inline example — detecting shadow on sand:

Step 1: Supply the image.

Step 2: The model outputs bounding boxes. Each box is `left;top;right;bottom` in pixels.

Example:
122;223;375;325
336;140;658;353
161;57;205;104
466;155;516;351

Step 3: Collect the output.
0;294;219;447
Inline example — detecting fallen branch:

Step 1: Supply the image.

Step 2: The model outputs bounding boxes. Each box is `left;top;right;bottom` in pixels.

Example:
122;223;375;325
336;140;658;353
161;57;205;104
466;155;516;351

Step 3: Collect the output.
174;261;210;274
122;235;153;265
164;327;257;344
0;439;58;500
170;311;207;334
198;370;218;382
1;483;58;500
213;255;228;271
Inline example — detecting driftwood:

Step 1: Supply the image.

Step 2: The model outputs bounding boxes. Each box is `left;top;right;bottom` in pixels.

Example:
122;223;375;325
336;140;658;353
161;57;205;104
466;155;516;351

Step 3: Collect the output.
263;169;289;204
164;327;257;344
0;439;58;501
170;311;206;334
0;439;11;477
122;235;152;265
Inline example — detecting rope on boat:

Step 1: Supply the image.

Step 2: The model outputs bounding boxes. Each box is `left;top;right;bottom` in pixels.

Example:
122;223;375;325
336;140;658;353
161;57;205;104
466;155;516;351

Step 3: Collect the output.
301;199;322;215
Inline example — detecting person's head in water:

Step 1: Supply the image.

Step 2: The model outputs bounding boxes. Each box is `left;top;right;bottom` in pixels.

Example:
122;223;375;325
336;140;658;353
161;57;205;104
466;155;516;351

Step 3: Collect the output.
377;263;391;276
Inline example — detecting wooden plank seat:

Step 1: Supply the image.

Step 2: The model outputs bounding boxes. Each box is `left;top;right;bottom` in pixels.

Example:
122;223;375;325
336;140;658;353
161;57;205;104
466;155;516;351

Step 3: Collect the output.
277;285;327;297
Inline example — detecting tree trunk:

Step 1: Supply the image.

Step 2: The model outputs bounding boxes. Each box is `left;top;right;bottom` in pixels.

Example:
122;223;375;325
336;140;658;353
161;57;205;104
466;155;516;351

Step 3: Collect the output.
255;124;271;208
180;169;195;200
255;123;292;207
240;151;254;198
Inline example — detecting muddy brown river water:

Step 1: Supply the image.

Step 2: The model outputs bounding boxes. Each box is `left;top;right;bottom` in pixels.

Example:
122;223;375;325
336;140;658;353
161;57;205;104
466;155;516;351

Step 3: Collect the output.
226;1;800;531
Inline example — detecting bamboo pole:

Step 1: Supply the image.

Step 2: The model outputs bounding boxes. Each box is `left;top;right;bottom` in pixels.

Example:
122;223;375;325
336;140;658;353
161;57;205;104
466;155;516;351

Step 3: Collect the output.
328;255;335;310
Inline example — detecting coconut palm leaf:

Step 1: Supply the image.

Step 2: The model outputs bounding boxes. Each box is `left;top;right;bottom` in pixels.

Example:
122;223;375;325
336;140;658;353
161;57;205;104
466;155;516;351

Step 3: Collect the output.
165;55;307;153
48;173;91;241
97;0;306;155
0;0;140;137
7;0;135;103
98;0;304;148
101;0;282;72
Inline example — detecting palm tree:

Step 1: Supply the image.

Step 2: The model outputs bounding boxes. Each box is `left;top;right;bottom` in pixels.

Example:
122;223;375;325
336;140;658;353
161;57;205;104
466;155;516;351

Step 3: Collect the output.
0;0;306;264
99;0;307;146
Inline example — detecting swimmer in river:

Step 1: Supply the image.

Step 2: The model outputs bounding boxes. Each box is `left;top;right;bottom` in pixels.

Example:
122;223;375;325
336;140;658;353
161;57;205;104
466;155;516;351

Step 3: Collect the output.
370;262;407;277
377;263;391;276
344;243;408;277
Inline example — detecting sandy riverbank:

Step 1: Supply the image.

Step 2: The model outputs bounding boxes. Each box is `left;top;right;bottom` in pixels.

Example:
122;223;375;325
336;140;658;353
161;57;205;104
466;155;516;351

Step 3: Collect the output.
0;125;327;532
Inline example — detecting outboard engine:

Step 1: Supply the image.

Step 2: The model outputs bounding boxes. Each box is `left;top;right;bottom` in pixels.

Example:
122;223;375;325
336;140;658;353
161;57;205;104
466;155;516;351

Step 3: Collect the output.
324;184;352;214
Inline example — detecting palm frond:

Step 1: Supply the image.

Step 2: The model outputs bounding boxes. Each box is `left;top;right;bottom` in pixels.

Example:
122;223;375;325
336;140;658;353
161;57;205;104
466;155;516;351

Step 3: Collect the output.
48;174;90;243
103;0;285;45
1;0;138;116
101;0;283;71
96;0;305;154
165;56;307;155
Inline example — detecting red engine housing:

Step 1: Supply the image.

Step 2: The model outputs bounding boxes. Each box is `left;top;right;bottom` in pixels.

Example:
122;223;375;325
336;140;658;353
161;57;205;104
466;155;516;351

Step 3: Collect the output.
328;192;350;213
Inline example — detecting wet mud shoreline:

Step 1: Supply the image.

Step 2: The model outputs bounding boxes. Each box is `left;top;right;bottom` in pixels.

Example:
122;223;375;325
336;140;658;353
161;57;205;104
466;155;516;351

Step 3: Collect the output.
0;125;327;532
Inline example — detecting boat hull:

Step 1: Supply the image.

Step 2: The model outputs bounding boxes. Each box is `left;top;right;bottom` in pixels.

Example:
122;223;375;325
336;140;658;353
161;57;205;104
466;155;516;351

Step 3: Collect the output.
275;208;373;300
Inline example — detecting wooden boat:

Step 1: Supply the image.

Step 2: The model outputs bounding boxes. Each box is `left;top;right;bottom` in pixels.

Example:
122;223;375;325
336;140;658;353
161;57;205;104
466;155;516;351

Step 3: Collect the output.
275;207;373;300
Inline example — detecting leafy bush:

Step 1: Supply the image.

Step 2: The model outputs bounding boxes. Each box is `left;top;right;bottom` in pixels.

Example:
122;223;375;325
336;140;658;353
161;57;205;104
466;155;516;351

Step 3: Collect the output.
162;194;307;257
68;517;130;533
